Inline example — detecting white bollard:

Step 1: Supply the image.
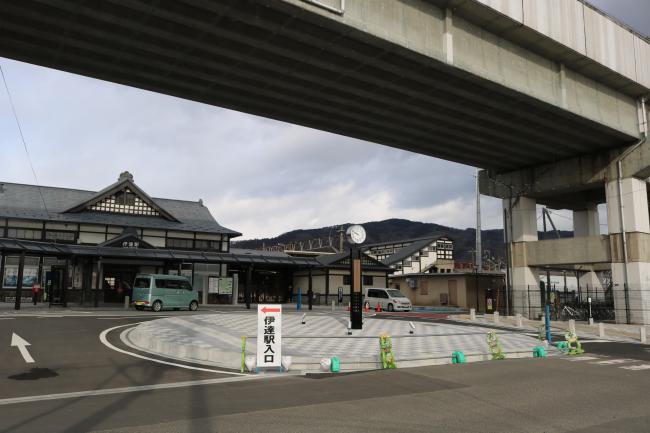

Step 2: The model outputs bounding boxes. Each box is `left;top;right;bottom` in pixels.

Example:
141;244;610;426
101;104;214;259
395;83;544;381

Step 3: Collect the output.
470;308;476;320
598;322;605;338
640;327;647;344
516;313;523;328
124;295;130;309
331;299;335;312
281;356;293;372
589;318;594;326
493;311;499;324
301;313;306;325
569;319;576;334
540;314;545;324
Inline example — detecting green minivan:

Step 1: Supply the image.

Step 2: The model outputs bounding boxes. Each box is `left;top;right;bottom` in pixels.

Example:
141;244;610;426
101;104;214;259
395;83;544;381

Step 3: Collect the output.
131;274;199;312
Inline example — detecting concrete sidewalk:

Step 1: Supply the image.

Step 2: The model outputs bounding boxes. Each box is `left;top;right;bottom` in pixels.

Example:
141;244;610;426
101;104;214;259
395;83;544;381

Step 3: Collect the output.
454;313;650;344
123;312;552;373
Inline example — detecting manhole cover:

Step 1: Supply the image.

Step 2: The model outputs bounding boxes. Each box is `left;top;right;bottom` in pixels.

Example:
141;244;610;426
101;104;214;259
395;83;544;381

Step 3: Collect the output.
8;368;59;381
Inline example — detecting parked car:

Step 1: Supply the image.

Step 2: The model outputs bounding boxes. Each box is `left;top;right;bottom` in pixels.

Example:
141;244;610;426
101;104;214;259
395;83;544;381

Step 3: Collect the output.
131;274;198;312
364;288;412;312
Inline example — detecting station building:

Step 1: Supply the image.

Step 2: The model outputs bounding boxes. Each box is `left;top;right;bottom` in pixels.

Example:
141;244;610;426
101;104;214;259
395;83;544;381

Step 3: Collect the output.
0;172;321;306
364;235;455;275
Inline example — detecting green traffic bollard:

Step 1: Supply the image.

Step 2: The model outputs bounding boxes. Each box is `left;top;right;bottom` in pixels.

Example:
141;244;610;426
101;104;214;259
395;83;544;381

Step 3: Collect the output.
452;351;466;364
330;357;340;373
533;346;546;358
556;341;569;352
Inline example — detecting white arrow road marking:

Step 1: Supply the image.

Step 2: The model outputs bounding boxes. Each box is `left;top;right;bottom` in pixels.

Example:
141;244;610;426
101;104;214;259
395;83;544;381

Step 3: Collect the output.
11;333;34;363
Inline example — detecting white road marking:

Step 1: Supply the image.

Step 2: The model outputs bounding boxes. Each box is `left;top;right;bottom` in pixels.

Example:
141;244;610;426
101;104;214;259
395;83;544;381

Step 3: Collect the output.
0;375;270;406
563;356;600;361
0;318;15;320
620;364;650;371
10;333;34;363
99;323;245;376
592;359;633;365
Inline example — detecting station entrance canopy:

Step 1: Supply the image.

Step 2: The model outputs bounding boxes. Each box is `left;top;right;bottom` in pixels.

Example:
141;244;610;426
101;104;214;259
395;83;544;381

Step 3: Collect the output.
0;238;318;267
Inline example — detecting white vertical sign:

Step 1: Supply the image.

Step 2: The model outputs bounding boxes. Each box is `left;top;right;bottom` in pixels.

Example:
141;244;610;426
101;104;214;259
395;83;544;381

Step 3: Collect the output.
257;304;282;368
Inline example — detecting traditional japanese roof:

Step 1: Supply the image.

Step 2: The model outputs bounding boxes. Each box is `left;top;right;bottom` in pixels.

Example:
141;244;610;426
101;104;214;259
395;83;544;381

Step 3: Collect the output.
361;235;453;266
0;173;240;236
315;250;392;271
63;171;178;222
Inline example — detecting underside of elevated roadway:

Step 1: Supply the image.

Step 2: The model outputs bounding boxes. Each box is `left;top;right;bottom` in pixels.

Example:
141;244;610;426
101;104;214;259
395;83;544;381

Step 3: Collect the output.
0;0;645;172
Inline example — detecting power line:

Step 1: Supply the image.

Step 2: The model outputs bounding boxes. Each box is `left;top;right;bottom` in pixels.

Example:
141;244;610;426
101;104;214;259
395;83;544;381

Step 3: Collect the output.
0;62;49;217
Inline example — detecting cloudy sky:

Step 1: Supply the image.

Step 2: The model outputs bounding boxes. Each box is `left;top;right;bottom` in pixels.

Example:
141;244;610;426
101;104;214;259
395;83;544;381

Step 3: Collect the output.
0;1;648;240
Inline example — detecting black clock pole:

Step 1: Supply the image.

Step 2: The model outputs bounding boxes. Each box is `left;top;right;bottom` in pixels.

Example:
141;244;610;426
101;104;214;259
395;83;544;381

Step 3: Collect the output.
349;246;363;329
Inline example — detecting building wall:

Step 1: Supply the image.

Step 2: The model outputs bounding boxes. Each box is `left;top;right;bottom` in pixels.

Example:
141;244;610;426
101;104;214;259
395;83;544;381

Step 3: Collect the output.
292;270;387;296
390;274;505;310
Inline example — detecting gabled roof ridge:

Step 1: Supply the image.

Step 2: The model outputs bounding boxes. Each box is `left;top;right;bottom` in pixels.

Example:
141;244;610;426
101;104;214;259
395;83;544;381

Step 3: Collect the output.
62;175;180;222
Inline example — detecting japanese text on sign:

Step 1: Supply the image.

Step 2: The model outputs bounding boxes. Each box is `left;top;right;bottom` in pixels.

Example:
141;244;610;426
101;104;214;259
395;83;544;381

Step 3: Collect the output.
257;304;282;368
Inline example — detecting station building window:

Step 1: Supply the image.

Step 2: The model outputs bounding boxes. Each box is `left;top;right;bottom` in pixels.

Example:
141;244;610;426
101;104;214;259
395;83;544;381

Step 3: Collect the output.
45;231;76;243
166;238;193;250
194;239;221;251
7;228;42;240
2;256;40;288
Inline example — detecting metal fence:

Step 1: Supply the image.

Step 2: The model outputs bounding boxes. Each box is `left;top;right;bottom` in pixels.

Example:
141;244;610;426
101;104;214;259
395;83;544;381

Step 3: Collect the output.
510;284;650;324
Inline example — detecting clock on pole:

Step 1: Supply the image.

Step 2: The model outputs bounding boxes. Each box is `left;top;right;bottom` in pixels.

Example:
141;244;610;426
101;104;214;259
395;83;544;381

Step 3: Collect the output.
347;224;365;329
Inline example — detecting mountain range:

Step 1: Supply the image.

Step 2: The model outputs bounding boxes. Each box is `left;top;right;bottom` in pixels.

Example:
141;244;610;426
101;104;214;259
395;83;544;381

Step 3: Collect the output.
232;218;572;263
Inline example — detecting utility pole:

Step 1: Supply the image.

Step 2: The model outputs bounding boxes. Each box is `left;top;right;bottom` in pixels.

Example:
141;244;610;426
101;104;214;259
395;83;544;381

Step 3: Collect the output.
338;226;345;253
476;168;482;272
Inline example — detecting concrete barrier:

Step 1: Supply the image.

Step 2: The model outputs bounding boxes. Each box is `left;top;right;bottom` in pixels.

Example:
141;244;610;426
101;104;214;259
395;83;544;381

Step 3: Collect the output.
493;311;499;324
470;308;476;320
516;314;523;328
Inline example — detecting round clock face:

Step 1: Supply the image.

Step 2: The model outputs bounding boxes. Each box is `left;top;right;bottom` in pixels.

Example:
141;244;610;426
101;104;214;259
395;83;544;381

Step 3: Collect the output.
346;224;366;245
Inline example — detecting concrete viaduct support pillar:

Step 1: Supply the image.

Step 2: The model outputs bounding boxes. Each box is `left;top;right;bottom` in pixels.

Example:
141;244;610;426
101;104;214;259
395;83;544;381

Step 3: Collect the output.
573;204;603;291
505;197;540;318
606;178;650;324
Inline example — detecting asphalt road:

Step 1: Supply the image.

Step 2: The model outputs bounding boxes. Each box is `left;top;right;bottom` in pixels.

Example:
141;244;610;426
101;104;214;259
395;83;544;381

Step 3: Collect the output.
1;311;650;432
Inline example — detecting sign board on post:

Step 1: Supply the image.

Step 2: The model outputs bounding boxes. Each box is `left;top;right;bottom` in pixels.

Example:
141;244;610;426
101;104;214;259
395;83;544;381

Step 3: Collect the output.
208;276;219;294
257;304;282;369
218;277;233;295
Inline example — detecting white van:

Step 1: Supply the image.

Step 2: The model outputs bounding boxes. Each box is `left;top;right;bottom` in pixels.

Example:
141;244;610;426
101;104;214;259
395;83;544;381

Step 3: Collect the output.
364;288;412;312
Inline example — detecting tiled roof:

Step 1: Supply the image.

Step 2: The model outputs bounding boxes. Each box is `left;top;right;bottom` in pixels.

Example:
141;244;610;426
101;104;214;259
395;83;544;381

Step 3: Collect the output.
380;237;441;266
0;182;241;236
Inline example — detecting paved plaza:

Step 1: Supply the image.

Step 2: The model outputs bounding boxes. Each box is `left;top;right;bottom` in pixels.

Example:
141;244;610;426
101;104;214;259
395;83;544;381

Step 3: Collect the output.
124;312;550;372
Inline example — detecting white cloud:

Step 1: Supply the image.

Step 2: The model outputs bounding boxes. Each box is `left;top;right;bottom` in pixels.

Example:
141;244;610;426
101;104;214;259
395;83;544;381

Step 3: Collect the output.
0;58;507;241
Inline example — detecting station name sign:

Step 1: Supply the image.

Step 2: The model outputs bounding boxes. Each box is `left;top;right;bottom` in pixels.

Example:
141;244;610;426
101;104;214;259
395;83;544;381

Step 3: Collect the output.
257;304;282;368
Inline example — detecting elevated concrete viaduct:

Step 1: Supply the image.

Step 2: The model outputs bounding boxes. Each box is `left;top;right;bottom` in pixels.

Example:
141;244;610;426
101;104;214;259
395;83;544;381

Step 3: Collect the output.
0;0;649;321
